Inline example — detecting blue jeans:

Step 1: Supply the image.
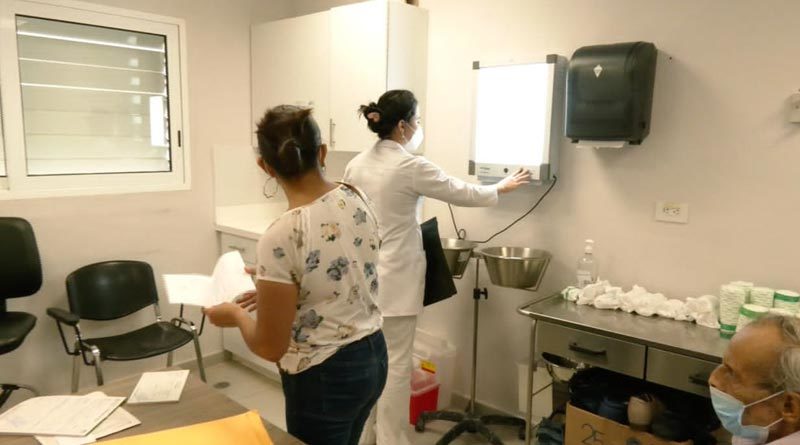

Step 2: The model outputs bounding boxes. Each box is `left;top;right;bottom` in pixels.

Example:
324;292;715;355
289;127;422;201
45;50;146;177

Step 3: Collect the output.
281;330;388;445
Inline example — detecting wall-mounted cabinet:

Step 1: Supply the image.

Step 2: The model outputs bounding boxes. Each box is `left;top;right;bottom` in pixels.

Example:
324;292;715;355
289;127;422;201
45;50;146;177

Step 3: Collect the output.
251;0;428;152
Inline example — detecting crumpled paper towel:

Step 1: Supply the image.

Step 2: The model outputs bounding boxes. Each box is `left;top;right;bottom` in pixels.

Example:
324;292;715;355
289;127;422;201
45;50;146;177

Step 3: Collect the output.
634;292;667;317
657;299;692;321
594;287;623;310
561;286;580;302
562;283;720;330
620;285;648;313
686;295;720;328
577;281;608;306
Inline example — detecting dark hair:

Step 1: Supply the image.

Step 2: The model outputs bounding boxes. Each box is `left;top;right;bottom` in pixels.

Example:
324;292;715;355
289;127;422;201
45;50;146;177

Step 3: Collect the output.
255;105;322;180
358;90;418;139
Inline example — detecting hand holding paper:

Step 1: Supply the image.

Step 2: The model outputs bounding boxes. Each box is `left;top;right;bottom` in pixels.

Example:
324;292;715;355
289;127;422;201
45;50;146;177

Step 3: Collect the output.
163;251;255;307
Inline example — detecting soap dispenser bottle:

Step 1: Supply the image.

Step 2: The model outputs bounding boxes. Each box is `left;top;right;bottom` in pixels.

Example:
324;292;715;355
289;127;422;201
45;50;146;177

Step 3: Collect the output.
577;239;597;287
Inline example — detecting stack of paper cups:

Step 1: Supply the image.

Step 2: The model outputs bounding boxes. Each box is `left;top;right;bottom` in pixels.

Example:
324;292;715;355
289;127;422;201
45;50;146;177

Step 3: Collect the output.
730;281;754;303
736;304;769;331
769;308;795;317
720;326;736;339
750;287;775;308
719;284;748;330
774;290;800;313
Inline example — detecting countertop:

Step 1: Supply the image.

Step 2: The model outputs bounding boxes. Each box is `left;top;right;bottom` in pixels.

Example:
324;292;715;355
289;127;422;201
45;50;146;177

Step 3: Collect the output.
519;296;727;363
215;202;288;240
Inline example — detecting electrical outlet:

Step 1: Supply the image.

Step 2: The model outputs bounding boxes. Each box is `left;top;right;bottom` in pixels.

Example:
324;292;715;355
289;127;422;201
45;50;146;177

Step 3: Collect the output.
655;201;689;224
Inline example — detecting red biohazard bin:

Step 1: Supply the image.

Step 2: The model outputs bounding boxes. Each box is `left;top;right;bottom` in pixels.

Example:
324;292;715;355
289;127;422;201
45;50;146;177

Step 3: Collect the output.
409;369;440;425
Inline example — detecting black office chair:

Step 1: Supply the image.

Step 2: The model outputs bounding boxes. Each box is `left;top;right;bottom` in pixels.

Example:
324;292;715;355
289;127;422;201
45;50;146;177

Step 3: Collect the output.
0;217;42;408
47;260;207;393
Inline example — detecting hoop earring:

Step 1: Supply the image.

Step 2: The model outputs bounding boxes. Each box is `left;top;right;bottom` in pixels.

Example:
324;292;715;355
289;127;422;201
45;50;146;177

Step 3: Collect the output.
262;176;278;199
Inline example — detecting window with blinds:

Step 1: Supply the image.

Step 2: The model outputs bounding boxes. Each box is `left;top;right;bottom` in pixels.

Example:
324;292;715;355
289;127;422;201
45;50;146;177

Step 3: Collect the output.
16;16;172;176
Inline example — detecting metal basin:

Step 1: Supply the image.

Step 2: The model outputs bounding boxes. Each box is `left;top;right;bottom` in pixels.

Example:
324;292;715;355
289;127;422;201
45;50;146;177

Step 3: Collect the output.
441;238;477;278
477;246;551;290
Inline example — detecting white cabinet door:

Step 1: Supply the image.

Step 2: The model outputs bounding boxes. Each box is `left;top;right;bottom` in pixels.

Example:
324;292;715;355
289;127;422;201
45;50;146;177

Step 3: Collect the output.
251;11;330;146
329;1;388;152
218;232;280;378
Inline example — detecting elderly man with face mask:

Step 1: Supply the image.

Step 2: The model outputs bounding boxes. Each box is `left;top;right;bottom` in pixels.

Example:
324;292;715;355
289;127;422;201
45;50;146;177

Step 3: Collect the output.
709;315;800;444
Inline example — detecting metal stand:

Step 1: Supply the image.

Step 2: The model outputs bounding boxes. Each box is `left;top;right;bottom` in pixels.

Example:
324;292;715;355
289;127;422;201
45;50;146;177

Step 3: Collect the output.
416;257;526;444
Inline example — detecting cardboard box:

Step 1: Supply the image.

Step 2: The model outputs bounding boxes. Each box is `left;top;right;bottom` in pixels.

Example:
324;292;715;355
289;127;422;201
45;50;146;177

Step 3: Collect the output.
565;403;692;445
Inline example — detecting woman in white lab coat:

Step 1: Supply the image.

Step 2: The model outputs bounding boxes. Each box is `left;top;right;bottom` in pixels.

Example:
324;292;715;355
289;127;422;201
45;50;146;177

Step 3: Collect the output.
343;90;530;445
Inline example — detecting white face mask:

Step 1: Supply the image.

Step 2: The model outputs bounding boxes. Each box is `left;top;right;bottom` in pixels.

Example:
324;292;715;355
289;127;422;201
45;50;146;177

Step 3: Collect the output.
402;124;423;153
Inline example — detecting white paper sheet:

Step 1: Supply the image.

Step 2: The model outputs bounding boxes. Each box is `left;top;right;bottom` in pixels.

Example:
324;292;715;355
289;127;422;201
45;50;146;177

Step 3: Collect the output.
0;395;124;437
127;370;190;404
163;251;255;307
35;392;140;445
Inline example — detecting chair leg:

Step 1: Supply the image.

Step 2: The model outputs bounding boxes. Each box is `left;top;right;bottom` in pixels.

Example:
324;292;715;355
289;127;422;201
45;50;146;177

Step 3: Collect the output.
167;351;174;367
91;347;104;387
191;329;206;383
71;341;81;393
71;354;81;393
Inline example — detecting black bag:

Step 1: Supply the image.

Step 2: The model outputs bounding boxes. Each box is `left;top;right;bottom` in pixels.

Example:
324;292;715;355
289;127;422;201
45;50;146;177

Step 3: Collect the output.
421;217;458;306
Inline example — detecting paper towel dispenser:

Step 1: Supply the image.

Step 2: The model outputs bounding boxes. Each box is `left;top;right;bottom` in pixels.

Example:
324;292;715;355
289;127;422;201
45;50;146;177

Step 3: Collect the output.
565;41;657;145
469;55;566;184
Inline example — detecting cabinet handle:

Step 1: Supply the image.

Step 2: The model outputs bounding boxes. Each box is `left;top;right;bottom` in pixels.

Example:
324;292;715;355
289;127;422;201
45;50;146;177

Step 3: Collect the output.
227;245;245;252
330;119;336;150
568;342;607;356
688;373;710;386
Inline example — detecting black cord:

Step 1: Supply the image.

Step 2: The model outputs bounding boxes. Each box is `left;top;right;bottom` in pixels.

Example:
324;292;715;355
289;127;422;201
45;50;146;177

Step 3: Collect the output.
448;175;559;245
448;203;467;240
477;175;558;244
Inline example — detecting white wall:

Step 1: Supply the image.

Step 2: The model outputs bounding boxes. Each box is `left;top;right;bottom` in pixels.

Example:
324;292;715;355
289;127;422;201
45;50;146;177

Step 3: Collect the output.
273;0;800;415
1;0;292;398
417;0;800;414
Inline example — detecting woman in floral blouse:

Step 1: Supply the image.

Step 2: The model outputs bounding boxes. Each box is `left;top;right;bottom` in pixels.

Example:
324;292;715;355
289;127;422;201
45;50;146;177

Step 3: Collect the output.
204;105;387;445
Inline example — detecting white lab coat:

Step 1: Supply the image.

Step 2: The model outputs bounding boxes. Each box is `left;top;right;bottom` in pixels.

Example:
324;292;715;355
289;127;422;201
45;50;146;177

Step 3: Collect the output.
343;139;498;317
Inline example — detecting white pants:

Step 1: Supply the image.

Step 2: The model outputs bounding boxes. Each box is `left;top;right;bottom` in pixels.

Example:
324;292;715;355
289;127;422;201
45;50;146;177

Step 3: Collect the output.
359;315;417;445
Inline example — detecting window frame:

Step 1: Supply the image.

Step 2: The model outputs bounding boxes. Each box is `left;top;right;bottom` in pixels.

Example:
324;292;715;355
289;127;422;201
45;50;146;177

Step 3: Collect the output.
0;0;191;200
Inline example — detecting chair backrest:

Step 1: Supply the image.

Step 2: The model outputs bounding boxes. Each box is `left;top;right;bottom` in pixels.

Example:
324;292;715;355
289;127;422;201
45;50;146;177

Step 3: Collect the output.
0;217;42;312
65;260;159;321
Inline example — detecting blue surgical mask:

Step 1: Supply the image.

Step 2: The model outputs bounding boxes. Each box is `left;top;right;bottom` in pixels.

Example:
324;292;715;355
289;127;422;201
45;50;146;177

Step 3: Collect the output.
710;386;784;444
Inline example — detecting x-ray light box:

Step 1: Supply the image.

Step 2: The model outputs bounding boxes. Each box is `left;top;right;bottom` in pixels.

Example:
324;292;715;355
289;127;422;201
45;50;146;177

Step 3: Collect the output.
469;55;566;184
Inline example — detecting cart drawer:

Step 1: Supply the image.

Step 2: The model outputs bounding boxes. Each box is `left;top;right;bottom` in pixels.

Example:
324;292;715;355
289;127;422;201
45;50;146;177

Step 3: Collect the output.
537;322;646;378
646;348;717;397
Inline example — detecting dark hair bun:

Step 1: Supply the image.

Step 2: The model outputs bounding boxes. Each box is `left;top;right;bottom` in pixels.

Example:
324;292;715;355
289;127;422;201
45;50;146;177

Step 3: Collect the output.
255;105;322;180
358;90;417;139
276;138;304;178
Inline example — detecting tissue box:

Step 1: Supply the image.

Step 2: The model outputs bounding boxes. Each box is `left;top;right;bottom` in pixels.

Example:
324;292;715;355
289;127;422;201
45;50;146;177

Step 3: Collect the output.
565;404;692;445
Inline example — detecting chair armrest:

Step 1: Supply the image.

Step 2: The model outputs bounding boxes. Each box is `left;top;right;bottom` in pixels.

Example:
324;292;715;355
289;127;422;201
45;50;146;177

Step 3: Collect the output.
47;307;79;326
175;304;207;336
171;316;196;329
47;307;82;357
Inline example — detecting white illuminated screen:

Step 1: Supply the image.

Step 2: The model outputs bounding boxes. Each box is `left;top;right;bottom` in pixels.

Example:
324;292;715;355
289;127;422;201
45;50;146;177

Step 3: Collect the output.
474;63;553;166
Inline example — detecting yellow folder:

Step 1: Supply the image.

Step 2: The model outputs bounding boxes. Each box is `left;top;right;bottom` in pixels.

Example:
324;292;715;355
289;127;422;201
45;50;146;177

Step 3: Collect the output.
102;411;273;445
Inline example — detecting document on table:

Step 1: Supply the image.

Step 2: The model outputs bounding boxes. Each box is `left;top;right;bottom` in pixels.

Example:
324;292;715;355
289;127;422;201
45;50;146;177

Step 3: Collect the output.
0;395;125;437
163;250;255;307
127;370;190;404
35;392;141;445
100;411;273;445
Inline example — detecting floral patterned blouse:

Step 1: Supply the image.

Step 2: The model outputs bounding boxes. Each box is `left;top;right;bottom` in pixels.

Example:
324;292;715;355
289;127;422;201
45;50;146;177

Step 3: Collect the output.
256;184;383;374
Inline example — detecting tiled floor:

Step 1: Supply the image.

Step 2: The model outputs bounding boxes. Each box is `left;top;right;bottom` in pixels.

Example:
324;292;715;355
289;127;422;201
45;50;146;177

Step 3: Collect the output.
205;360;526;444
